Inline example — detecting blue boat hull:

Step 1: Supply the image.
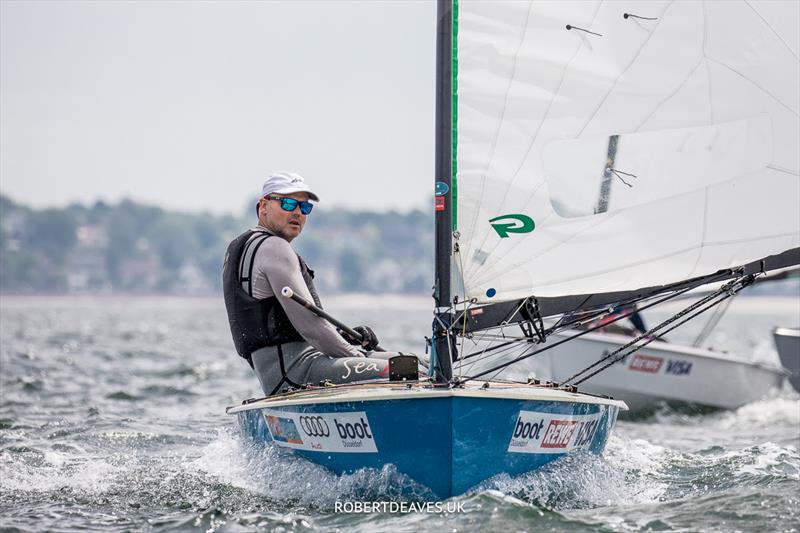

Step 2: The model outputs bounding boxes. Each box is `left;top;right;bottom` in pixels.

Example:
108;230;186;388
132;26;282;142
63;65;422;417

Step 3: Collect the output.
233;387;621;498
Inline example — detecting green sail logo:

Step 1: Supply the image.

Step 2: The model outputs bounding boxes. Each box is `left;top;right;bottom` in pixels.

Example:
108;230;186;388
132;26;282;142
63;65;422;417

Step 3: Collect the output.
489;214;535;238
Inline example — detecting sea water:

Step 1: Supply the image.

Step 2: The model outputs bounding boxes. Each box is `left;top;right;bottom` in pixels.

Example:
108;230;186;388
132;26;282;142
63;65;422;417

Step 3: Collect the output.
1;294;798;532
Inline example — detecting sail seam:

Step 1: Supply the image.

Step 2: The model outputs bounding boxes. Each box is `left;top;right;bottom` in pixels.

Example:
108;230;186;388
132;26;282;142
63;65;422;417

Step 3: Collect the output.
478;0;535;192
461;2;605;280
479;231;797;296
704;56;800;117
687;187;711;277
459;0;539;258
743;0;800;62
767;164;800;176
461;183;546;288
574;1;674;139
702;1;714;125
635;58;705;131
464;208;601;288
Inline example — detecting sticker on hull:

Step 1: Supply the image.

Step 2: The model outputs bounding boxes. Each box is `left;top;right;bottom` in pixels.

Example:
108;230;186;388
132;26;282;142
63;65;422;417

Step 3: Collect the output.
263;409;378;453
629;354;664;373
508;411;603;454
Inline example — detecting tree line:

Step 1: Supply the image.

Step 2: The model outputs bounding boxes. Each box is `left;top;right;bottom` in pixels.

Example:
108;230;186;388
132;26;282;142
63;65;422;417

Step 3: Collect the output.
0;195;433;294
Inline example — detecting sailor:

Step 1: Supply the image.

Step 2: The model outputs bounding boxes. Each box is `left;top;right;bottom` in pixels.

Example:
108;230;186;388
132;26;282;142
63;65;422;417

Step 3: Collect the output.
223;171;400;396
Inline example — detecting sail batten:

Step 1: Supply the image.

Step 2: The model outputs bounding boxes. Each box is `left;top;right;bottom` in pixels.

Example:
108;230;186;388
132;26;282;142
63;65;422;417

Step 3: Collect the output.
453;0;800;305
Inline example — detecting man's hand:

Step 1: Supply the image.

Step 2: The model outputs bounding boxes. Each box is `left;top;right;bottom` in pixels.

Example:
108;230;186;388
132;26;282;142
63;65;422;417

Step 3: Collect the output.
340;325;380;351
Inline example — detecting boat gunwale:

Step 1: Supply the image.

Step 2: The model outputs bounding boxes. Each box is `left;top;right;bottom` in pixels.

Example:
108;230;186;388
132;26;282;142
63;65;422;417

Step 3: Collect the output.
226;380;628;413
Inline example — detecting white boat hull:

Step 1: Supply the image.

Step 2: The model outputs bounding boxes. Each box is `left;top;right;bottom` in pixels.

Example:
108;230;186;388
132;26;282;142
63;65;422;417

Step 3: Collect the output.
516;331;788;412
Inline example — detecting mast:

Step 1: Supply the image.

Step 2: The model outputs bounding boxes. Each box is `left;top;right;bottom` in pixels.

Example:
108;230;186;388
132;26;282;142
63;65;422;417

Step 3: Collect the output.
432;0;454;382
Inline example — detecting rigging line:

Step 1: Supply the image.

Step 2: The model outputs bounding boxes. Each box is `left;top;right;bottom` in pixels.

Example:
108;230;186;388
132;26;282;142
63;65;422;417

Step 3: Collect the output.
460;341;533;373
454;242;472;378
568;290;732;385
453;303;516;366
570;278;751;385
457;297;532;335
686;187;711;280
704;56;799;118
566;296;729;386
462;2;606;260
461;347;525;376
458;308;634;382
694;230;800;249
457;275;717;382
459;336;539;376
461;338;522;361
572;295;731;386
481;342;540;383
547;286;670;337
462;268;731;378
767;165;800;177
547;294;599;332
575;0;675;138
486;352;536;381
692;293;734;347
564;274;749;385
743;0;800;62
546;307;618;336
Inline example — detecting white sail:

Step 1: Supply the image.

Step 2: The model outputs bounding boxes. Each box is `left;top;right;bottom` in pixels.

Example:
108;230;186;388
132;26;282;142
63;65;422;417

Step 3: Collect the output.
454;0;800;304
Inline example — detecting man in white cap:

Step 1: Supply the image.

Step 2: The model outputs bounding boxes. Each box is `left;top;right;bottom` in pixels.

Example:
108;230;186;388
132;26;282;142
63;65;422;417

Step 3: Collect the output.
222;171;396;396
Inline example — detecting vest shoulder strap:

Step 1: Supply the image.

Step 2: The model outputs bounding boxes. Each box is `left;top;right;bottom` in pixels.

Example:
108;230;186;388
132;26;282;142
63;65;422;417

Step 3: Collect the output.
239;231;272;296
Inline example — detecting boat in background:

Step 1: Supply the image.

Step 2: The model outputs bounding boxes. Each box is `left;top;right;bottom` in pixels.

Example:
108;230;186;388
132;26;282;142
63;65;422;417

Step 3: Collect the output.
773;327;800;392
521;330;788;412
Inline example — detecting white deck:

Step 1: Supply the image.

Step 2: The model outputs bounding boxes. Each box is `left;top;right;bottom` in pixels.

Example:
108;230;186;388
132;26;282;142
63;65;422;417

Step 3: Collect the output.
226;380;628;414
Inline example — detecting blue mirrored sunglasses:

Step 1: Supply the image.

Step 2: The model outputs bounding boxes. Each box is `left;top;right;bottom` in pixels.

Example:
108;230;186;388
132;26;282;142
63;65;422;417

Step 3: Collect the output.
265;195;314;215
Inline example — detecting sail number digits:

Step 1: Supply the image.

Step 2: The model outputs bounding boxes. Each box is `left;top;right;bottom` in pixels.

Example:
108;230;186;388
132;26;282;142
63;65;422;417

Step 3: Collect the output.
489;214;535;238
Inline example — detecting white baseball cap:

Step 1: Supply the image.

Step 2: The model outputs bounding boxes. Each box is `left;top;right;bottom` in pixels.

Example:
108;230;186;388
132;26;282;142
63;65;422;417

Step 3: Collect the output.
260;171;320;202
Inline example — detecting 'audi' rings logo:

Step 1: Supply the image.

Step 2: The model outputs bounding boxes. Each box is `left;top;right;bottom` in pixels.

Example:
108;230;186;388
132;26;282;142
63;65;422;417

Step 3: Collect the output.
299;416;330;437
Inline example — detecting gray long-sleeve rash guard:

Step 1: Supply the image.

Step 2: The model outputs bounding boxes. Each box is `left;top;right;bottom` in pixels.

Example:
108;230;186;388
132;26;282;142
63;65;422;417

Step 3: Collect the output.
249;226;362;358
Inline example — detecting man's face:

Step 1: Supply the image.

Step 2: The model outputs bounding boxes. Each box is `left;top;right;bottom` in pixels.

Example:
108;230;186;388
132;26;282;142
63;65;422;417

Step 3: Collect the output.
258;191;310;242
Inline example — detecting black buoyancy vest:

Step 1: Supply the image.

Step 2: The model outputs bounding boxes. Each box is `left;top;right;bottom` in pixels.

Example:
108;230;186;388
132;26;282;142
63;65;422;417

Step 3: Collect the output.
222;229;321;360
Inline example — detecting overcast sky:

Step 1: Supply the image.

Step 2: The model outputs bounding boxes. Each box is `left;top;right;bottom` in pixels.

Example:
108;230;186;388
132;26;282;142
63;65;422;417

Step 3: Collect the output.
1;0;436;216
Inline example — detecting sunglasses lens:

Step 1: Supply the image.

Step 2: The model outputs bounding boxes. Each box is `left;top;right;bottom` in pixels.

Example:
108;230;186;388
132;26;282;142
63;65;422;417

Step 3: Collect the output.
279;198;297;212
273;196;313;214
